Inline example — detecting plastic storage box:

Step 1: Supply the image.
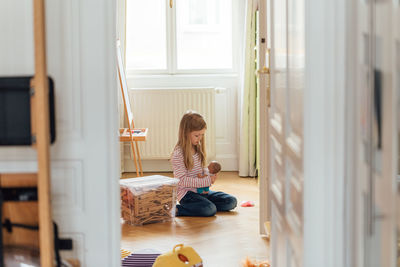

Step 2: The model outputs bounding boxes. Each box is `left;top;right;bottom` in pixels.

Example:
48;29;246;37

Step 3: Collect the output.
120;175;179;226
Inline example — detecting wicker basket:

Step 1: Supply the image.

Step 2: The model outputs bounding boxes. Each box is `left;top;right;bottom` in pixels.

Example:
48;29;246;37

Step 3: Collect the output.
120;175;179;226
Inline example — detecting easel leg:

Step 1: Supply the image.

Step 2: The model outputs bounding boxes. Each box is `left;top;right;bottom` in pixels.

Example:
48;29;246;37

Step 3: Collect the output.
135;141;143;176
33;0;55;264
130;141;139;177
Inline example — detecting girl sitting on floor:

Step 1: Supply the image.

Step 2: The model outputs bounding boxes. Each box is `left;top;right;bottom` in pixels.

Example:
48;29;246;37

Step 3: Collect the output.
171;110;237;217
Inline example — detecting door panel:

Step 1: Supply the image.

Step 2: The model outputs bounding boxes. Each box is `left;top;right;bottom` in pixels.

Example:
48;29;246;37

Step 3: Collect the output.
287;0;304;141
271;135;284;209
356;2;372;265
271;204;286;266
370;1;396;266
355;0;398;266
371;2;395;265
270;0;305;265
270;0;287;141
394;3;400;267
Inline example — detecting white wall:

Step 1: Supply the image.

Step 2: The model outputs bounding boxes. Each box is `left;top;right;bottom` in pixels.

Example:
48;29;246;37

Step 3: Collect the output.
124;75;240;172
0;0;120;266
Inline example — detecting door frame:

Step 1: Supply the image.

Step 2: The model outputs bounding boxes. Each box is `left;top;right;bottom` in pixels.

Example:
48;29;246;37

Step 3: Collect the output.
304;0;348;266
258;0;270;236
343;0;359;266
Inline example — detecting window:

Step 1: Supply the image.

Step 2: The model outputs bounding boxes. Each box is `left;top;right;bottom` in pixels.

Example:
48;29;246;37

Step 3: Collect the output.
126;0;234;74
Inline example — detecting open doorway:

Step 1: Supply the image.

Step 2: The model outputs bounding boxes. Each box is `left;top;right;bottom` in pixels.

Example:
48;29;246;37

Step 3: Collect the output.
116;0;270;266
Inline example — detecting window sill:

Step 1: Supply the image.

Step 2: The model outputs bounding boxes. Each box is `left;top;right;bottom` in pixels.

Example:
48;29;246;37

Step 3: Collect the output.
127;73;238;79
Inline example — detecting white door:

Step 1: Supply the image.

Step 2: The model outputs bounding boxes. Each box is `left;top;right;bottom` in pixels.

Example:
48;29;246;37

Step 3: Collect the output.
354;0;398;266
269;0;305;265
0;1;120;266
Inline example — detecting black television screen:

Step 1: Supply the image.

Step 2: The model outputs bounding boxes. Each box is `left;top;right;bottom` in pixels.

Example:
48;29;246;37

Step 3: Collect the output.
0;76;56;145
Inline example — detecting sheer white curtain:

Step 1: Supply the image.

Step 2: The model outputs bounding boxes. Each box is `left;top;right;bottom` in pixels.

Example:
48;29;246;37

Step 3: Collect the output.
239;0;258;177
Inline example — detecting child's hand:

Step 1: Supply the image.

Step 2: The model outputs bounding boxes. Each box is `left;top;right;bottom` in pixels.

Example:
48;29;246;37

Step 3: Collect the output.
210;174;217;184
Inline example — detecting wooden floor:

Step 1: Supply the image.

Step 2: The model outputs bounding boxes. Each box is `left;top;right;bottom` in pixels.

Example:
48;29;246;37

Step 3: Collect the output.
121;171;269;267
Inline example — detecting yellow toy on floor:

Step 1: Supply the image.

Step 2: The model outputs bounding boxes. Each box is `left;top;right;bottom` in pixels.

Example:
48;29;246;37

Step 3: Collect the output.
120;248;131;259
152;244;203;267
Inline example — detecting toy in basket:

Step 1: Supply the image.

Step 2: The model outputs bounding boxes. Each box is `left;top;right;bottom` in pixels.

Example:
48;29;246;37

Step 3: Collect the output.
120;175;179;226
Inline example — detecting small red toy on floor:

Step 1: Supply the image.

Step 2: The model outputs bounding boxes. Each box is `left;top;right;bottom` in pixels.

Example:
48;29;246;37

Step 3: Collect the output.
240;200;255;207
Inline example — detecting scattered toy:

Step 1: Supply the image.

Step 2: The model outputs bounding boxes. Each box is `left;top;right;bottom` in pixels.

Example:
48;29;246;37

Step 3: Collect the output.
153;244;203;267
242;256;270;267
240;200;255;207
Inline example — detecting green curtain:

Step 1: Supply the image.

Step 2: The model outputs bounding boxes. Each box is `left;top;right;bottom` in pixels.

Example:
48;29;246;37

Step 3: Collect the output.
239;0;258;177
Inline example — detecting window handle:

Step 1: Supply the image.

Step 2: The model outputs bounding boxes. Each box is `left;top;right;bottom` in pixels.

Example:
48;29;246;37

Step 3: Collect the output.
170;0;173;8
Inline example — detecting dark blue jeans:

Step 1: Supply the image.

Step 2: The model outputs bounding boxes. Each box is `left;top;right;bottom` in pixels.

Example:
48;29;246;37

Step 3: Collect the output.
176;191;237;217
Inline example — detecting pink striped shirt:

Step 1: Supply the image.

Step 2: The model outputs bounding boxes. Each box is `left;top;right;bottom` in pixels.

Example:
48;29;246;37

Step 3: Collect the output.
171;147;212;201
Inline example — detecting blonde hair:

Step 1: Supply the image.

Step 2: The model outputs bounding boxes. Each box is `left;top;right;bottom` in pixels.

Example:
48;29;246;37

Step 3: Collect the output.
175;110;207;170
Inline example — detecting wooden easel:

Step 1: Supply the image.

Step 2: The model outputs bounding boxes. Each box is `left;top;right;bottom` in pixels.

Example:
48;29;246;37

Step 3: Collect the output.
0;0;54;266
116;40;148;177
31;1;54;265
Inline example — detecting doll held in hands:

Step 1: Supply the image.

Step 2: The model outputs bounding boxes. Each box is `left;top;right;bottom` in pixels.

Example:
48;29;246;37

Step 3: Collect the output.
197;161;221;194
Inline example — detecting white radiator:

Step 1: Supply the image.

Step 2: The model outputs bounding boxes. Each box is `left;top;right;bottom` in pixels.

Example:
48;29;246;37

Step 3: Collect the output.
128;88;216;160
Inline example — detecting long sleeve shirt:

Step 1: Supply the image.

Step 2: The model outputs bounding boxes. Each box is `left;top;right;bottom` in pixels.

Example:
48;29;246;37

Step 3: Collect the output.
171;147;212;201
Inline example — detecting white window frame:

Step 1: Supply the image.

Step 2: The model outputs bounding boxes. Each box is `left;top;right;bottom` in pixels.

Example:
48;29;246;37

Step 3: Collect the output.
125;0;240;77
